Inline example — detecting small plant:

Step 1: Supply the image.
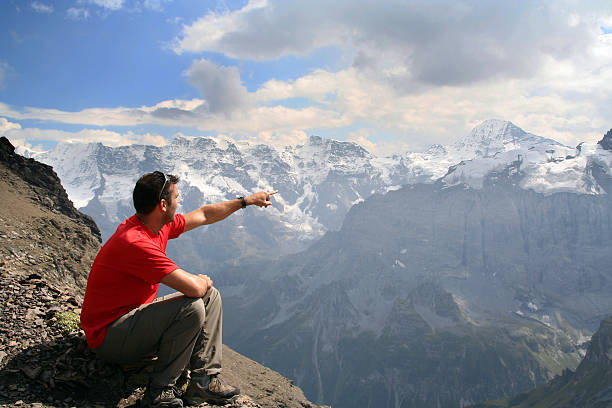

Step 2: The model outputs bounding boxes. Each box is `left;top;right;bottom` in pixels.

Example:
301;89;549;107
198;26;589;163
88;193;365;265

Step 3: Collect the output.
54;311;81;333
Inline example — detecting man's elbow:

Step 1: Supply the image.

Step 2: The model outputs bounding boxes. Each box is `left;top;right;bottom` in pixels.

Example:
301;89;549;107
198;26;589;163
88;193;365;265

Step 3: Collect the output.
183;277;207;298
183;285;206;298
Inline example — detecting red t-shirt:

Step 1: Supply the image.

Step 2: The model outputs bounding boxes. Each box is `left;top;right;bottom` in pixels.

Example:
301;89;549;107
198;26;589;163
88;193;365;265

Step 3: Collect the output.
80;214;186;349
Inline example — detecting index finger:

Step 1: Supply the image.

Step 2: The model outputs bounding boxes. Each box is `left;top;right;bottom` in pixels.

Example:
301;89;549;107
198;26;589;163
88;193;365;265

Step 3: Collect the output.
267;190;278;196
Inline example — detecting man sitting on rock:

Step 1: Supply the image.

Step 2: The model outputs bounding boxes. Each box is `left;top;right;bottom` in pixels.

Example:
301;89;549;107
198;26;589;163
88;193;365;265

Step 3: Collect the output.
80;171;277;407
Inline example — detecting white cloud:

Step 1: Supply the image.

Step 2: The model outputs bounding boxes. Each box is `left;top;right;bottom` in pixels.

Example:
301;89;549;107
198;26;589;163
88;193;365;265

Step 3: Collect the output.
346;128;411;157
3;124;167;148
66;8;90;20
174;0;600;90
0;117;22;133
0;98;345;148
185;59;251;115
4;1;612;153
11;138;45;155
174;0;272;56
31;2;53;13
88;0;124;10
2;42;610;152
141;0;172;12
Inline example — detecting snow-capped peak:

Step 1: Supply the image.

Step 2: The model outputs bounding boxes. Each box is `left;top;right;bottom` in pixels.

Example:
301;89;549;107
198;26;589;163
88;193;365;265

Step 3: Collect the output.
453;119;560;158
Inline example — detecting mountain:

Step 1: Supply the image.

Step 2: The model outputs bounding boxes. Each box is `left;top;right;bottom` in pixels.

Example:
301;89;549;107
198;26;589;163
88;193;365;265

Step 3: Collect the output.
29;135;417;275
0;137;323;408
22;119;611;278
221;178;612;407
216;127;612;407
598;128;612;151
471;316;612;408
452;120;560;158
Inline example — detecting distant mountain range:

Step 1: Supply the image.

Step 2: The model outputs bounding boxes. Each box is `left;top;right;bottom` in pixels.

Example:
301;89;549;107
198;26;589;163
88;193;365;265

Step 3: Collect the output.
221;162;612;407
20;119;612;273
15;120;612;407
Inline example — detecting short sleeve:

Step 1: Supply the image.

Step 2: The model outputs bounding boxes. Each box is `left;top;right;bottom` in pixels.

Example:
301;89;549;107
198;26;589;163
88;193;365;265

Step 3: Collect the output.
123;240;179;284
167;214;186;239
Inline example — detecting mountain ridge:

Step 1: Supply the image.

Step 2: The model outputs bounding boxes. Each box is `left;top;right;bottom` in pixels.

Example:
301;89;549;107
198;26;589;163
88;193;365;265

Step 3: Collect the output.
16;120;612;281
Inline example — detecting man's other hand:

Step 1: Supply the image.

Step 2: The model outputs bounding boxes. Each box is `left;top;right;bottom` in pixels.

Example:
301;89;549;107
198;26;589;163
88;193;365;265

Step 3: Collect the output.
198;274;213;292
247;190;278;208
161;269;211;298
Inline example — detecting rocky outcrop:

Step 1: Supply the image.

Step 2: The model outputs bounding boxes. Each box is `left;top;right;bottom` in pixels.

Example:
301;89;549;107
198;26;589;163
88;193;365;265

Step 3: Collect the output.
598;128;612;151
0;137;101;294
0;270;323;408
0;137;99;238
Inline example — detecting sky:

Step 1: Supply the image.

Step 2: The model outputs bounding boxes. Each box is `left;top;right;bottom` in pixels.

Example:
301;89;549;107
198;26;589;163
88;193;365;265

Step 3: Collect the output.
0;0;611;156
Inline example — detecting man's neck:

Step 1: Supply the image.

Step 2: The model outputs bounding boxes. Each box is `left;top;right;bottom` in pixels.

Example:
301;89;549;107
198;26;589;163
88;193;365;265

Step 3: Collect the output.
135;213;161;234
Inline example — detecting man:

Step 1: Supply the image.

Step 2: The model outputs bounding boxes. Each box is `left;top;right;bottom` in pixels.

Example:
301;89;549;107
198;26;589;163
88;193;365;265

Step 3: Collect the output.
80;171;277;407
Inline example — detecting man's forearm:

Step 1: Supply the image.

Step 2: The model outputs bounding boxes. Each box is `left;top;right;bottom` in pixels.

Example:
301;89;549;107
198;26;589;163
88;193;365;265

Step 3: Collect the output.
184;190;276;232
200;199;243;225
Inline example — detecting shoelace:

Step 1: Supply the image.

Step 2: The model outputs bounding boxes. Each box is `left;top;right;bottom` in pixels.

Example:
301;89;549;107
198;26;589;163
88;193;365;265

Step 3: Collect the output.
159;388;176;400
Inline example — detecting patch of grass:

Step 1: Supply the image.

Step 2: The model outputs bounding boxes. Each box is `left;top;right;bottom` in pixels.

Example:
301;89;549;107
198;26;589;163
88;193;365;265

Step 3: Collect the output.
54;311;80;333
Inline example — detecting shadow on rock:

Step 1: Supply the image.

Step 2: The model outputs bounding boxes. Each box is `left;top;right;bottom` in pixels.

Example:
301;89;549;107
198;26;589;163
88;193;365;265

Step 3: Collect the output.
0;331;149;407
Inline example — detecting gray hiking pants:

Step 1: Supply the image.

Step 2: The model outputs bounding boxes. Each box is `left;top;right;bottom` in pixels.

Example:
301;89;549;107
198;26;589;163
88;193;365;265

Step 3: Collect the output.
93;287;223;388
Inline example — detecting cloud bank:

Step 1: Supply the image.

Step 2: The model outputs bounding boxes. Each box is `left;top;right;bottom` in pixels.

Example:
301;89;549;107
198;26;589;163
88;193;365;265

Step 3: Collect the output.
3;0;612;155
175;0;599;89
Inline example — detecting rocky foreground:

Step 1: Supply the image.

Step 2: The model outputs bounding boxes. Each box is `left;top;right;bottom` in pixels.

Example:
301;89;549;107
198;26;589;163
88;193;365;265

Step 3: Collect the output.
0;270;320;408
0;136;324;408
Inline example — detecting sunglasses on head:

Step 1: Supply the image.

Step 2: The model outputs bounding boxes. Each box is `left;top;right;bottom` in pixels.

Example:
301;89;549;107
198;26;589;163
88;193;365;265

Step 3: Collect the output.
155;171;167;202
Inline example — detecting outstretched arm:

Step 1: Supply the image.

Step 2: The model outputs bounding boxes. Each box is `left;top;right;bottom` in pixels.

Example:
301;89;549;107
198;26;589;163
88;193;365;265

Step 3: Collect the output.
183;190;277;232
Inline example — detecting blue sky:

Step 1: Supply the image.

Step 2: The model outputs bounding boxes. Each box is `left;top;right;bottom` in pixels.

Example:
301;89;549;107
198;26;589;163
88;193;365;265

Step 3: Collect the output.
1;0;612;155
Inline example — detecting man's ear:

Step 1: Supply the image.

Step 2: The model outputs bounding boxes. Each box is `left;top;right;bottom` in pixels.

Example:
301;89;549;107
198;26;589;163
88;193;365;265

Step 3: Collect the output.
160;199;167;212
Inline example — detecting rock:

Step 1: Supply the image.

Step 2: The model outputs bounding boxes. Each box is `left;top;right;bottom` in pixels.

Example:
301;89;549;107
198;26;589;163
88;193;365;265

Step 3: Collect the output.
22;366;42;380
598;128;612;151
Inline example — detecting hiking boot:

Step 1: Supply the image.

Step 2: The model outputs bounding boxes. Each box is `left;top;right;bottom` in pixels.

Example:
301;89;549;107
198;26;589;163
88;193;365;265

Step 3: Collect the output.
141;385;184;407
183;374;240;404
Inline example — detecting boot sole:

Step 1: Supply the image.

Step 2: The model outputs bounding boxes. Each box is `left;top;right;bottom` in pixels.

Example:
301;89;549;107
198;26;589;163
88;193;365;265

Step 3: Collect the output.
184;393;239;405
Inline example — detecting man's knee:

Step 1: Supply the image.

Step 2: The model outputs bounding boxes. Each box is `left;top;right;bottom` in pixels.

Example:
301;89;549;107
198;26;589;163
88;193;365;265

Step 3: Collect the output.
182;297;206;326
204;286;221;308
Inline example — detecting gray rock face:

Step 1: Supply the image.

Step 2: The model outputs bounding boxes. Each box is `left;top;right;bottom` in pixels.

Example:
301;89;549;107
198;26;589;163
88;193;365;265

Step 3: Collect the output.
221;172;612;407
598;128;612;151
0;137;100;239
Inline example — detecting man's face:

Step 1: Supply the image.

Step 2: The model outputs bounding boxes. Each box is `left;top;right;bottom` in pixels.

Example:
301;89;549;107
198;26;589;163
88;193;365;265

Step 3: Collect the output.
163;183;179;224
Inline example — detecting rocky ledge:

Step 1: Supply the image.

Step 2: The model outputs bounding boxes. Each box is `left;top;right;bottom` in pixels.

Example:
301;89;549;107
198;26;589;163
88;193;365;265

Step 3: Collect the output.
0;270;321;408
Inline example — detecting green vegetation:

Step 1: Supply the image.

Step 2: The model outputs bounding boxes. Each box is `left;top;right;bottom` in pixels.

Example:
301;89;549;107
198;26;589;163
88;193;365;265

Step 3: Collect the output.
53;311;81;334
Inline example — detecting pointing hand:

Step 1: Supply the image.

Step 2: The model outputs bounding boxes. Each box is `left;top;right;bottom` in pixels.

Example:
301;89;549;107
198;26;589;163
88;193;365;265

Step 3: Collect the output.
247;190;278;208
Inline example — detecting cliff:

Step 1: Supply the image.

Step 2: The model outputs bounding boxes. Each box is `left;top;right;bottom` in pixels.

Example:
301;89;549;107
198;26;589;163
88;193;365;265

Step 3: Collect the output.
598;128;612;151
0;137;322;408
471;317;612;408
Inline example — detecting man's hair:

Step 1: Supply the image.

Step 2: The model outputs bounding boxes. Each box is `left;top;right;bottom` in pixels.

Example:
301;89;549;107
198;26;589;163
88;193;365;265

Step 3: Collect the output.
133;171;180;214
